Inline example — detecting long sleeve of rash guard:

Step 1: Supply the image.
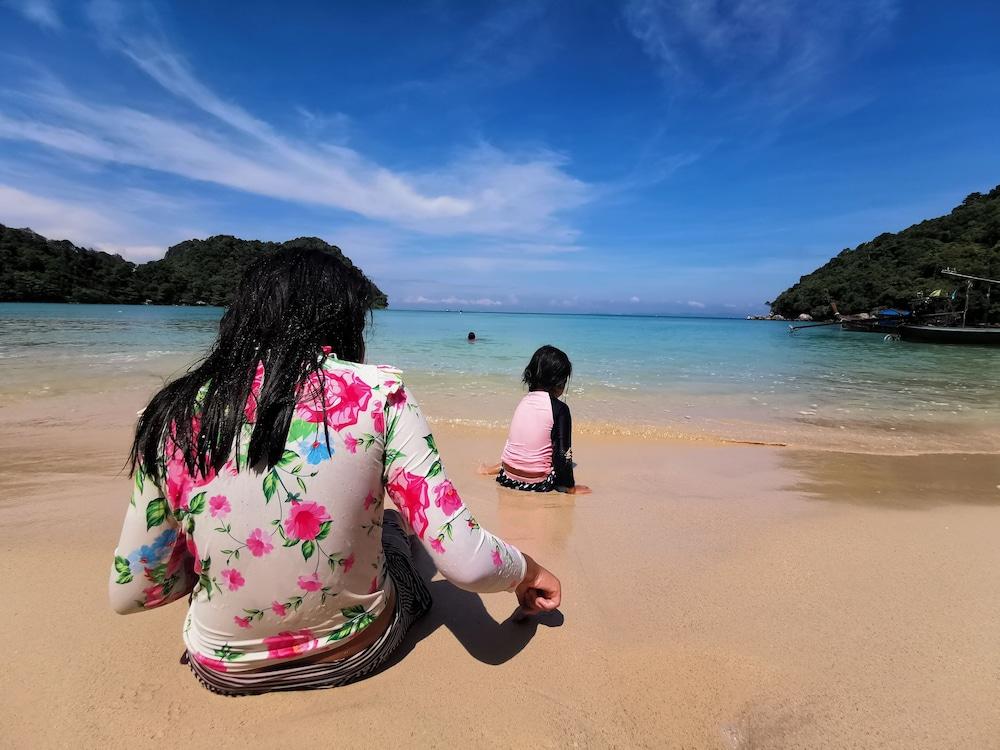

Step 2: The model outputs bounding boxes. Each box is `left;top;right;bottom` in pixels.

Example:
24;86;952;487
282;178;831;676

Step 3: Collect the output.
549;396;575;488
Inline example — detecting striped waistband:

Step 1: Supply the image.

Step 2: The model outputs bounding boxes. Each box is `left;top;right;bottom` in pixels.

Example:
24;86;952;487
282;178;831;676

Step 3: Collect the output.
496;466;556;492
187;512;431;696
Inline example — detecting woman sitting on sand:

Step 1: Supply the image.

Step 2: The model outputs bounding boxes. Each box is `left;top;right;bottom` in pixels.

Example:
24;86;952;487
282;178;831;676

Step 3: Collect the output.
109;248;560;695
486;345;590;495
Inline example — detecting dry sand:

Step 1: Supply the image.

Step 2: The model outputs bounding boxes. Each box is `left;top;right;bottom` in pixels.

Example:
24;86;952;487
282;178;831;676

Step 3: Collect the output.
1;387;998;749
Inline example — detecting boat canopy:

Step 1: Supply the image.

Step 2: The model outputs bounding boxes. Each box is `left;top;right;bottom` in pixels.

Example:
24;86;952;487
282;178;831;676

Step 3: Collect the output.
877;308;910;317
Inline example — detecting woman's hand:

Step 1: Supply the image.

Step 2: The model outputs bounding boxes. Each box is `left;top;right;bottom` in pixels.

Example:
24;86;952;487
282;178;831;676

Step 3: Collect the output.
477;462;502;476
515;554;562;616
565;484;592;495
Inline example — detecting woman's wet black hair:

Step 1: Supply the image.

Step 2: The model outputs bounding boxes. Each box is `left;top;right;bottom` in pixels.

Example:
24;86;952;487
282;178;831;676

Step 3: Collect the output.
522;345;572;392
130;245;377;481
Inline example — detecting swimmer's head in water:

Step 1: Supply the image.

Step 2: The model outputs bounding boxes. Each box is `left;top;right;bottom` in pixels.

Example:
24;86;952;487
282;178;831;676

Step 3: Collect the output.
467;331;476;341
523;344;572;395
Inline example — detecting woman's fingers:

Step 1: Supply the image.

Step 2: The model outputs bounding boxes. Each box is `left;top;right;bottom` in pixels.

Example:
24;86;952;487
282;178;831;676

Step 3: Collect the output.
515;555;561;616
531;569;561;610
535;594;558;612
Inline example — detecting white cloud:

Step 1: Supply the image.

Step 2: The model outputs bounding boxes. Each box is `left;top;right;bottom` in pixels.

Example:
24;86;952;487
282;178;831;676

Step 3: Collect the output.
686;300;705;308
403;295;502;307
0;183;201;261
4;0;61;30
0;2;591;243
549;297;578;308
629;295;640;303
623;0;897;112
0;93;588;238
295;106;351;140
448;254;574;273
0;184;117;243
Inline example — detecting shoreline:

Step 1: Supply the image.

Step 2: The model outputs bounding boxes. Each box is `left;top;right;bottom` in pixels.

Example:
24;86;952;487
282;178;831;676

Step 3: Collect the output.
4;305;998;457
3;370;999;457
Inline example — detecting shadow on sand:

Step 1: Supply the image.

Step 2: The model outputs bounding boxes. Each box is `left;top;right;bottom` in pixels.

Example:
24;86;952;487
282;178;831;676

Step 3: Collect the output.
369;539;564;676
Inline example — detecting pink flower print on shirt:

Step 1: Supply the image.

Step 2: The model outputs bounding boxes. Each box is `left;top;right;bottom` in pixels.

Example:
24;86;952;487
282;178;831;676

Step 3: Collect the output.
284;501;331;541
234;615;251;629
363;491;377;511
430;537;445;554
368;576;378;594
186;535;199;561
143;583;166;607
209;495;231;518
246;528;273;557
165;537;189;578
433;480;463;516
194;653;228;672
263;629;318;660
491;548;503;569
162;415;217;511
344;433;359;454
244;362;266;422
164;446;216;513
298;573;322;592
164;449;194;510
386;384;407;408
371;401;385;434
386;470;430;539
271;601;288;617
221;568;245;591
342;553;355;573
296;370;372;429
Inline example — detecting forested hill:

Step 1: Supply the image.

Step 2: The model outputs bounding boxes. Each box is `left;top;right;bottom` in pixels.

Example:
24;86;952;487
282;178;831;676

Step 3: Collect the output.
770;185;1000;319
0;226;388;307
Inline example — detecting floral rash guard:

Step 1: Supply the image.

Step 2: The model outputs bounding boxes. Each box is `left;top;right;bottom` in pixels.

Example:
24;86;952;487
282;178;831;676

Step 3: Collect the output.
109;354;527;672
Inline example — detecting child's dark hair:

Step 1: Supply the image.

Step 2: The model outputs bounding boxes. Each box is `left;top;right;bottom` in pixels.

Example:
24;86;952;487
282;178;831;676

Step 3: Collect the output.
522;345;572;392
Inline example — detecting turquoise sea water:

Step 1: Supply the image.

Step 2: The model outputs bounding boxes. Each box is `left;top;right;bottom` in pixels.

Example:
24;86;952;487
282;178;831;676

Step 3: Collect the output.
2;303;998;452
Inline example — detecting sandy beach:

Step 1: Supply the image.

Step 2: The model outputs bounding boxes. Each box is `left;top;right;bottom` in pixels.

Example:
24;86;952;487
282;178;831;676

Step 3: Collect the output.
1;376;998;749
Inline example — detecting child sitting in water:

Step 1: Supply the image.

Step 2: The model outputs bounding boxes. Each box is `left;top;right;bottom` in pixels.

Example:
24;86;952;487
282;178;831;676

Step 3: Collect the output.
483;345;591;494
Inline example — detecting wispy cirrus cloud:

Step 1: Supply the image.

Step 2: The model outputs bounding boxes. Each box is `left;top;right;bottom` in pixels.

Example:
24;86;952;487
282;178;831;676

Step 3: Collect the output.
0;0;590;245
3;0;61;30
623;0;897;114
394;0;555;95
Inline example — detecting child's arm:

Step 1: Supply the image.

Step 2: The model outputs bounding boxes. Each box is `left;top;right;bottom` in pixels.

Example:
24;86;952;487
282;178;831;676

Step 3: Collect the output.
550;396;576;489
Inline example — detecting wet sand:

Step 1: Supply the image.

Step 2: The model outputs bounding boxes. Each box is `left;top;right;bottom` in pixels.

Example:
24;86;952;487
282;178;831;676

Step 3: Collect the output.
1;388;998;748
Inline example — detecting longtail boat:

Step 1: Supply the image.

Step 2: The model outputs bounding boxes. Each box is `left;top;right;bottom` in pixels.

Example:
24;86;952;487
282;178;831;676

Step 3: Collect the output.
897;325;1000;346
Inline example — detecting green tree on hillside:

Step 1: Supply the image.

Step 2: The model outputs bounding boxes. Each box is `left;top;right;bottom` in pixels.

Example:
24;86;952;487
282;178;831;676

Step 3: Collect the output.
0;226;388;308
771;185;1000;320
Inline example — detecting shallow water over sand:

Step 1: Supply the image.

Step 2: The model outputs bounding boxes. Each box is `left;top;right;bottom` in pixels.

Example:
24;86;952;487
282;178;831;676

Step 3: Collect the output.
2;303;998;452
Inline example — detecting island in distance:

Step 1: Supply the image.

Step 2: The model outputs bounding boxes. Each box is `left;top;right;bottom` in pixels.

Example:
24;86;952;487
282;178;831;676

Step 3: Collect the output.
763;184;1000;321
0;226;388;308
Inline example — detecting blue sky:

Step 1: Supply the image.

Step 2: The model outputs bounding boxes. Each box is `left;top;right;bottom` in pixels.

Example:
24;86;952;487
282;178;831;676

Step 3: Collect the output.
1;1;999;315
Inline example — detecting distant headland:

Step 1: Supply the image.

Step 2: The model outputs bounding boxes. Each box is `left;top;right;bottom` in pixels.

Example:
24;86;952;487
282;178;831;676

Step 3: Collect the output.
769;184;1000;320
0;225;388;308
